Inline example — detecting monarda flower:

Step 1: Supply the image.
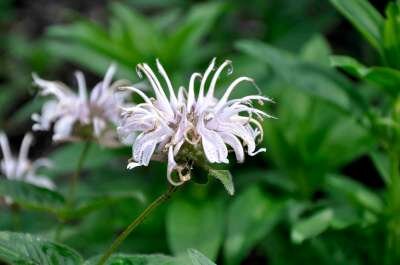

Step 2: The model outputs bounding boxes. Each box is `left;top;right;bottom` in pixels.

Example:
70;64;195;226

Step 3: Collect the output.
119;59;272;186
32;64;128;146
0;132;54;190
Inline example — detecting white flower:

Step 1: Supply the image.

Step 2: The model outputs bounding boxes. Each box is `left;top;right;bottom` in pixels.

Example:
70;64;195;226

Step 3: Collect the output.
0;132;54;190
119;59;273;185
32;64;128;146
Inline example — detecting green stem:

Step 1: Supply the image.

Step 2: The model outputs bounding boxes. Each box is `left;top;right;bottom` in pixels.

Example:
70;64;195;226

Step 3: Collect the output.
97;185;178;265
68;141;91;204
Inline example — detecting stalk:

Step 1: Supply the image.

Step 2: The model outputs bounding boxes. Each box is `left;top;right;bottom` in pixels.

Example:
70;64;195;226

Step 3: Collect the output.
97;185;178;265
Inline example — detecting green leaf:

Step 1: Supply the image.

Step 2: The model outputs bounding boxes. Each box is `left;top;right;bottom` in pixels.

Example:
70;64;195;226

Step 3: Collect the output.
0;231;83;265
300;35;332;66
0;179;65;214
47;142;117;177
325;174;383;213
383;2;400;68
291;208;334;244
110;2;160;55
61;191;145;219
84;254;184;265
370;151;390;184
236;40;369;115
331;55;400;95
188;249;216;265
224;186;284;265
330;0;384;51
208;169;234;195
166;199;223;261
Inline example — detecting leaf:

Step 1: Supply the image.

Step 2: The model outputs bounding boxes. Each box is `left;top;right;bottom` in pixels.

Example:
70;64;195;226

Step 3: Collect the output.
236;40;369;116
166;199;224;261
62;191;145;219
331;55;400;95
188;249;216;265
0;231;83;265
0;179;65;214
325;174;383;213
224;186;284;265
84;253;184;265
330;0;384;51
370;150;390;184
47;142;117;177
383;2;400;68
300;35;332;66
291;208;334;244
208;169;234;195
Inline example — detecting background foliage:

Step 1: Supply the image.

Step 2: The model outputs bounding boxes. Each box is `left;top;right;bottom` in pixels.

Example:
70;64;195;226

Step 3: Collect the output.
0;0;397;264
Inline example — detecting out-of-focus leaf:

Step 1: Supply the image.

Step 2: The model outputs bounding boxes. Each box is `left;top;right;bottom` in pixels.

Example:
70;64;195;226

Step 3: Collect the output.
62;191;145;219
46;41;135;79
300;35;332;66
110;2;160;55
0;231;83;265
370;150;390;184
325;174;383;213
224;186;284;265
291;208;333;244
84;253;184;265
236;40;369;116
383;2;400;69
188;249;216;265
47;142;117;177
330;0;383;51
8;97;46;125
0;179;65;214
208;169;234;195
331;55;400;95
166;199;223;261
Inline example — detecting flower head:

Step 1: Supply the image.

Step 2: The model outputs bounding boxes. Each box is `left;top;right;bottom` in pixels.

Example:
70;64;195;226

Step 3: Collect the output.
32;64;129;146
119;59;273;185
0;132;54;190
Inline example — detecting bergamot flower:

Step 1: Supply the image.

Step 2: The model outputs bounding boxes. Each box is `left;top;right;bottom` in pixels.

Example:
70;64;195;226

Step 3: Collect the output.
32;64;129;146
119;59;273;185
0;132;54;189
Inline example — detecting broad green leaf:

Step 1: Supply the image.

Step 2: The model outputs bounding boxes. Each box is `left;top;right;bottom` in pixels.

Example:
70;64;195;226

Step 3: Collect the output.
291;208;333;244
224;186;284;265
47;142;117;177
330;0;384;51
325;174;383;213
0;179;65;214
331;55;400;95
208;169;234;195
300;35;332;66
166;199;223;261
0;231;83;265
188;249;216;265
61;191;145;219
84;254;184;265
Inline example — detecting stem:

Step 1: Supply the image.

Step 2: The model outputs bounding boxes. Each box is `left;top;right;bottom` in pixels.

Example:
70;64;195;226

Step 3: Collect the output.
387;151;400;264
68;141;91;204
97;185;178;265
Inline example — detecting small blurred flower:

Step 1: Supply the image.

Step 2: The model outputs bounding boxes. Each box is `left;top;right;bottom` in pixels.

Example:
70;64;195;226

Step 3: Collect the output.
0;132;54;190
32;64;129;146
119;58;273;185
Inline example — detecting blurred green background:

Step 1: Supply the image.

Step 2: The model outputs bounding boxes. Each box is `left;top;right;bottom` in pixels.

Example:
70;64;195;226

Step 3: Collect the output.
0;0;397;264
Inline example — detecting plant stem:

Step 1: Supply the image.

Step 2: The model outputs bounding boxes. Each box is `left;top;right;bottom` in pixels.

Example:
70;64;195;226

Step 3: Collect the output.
97;185;178;265
68;141;91;204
